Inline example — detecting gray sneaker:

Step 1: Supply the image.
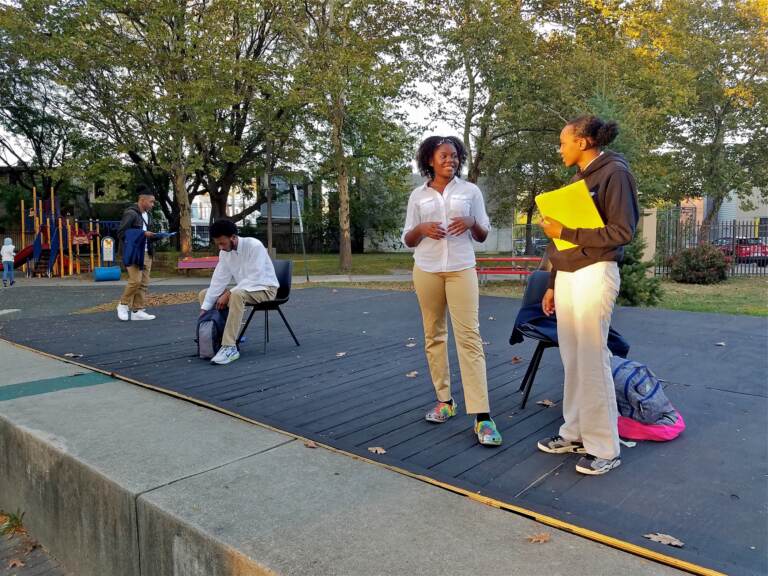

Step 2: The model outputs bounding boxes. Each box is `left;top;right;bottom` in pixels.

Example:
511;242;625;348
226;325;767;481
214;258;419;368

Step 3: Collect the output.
537;435;587;454
211;345;240;365
575;455;621;475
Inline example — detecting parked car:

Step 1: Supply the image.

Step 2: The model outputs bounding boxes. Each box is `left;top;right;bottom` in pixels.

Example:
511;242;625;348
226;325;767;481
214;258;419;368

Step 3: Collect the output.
714;237;768;265
513;238;550;256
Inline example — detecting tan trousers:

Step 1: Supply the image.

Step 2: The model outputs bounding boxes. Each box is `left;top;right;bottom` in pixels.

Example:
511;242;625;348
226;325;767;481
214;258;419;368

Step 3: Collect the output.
120;255;152;311
198;287;278;347
555;261;621;460
413;265;490;414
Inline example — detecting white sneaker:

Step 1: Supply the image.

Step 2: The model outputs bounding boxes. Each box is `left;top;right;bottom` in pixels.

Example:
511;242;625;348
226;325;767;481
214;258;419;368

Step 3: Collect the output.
211;346;240;365
131;309;156;321
117;304;130;321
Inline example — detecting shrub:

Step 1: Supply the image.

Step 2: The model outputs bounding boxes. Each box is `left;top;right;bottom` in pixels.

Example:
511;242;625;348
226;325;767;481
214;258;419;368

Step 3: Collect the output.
618;234;663;306
669;243;728;284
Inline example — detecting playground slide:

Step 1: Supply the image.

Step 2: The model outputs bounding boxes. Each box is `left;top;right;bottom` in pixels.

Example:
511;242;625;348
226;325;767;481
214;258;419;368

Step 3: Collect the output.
12;245;33;269
13;244;71;271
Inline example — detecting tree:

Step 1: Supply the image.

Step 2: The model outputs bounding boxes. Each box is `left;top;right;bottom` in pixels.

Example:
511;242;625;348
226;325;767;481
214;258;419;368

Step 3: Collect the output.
292;0;421;271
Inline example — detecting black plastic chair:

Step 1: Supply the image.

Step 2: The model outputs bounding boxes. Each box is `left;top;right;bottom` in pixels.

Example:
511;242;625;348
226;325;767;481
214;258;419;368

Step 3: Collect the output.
515;270;557;409
236;260;300;354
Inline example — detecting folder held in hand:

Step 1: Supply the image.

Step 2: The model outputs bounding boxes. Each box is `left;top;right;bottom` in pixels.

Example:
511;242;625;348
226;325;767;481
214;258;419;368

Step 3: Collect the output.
535;180;604;251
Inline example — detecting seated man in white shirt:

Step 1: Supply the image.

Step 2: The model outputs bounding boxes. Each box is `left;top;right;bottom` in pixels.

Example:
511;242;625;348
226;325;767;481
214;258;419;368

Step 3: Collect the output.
198;219;279;365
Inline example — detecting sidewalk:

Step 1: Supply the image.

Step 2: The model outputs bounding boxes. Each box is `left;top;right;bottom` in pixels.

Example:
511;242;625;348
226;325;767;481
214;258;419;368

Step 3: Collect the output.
0;339;682;576
2;272;413;288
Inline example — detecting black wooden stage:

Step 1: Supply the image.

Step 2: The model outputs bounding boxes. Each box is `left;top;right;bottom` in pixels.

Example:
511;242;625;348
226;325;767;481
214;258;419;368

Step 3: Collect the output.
2;287;766;576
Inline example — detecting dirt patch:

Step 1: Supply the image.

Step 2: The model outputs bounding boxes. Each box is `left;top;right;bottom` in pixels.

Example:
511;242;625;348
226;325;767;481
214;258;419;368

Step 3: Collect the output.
73;291;200;314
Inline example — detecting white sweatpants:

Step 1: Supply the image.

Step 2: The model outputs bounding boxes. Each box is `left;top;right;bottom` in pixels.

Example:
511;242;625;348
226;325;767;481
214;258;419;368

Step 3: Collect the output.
555;261;621;460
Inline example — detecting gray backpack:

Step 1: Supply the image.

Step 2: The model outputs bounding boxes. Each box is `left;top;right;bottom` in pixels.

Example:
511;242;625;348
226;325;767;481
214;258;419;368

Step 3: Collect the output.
197;308;229;359
611;356;676;424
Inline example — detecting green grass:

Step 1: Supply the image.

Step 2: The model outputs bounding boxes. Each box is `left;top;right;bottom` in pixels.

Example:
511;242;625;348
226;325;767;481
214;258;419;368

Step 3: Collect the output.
657;276;768;316
152;249;767;316
301;276;768;316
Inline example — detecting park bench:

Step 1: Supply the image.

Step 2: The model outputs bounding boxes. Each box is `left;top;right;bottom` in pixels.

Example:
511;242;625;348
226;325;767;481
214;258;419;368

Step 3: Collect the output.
475;256;541;283
177;256;219;274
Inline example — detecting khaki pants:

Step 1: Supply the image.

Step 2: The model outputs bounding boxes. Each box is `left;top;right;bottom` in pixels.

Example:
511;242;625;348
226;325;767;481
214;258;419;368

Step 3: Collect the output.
198;287;278;347
555;261;621;460
413;265;489;414
120;255;152;311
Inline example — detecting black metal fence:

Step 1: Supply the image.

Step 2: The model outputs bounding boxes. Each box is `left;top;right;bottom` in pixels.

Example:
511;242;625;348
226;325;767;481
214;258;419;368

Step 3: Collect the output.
655;209;768;277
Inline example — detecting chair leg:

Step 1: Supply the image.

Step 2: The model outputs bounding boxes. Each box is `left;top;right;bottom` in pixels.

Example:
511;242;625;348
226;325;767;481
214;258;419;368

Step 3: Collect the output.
518;345;540;393
263;310;268;354
520;342;547;409
237;307;258;349
277;307;300;347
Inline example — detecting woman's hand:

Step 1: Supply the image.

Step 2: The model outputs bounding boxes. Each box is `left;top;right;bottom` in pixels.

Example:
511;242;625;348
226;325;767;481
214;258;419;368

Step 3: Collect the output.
447;216;475;236
419;222;447;240
540;217;563;240
542;288;555;316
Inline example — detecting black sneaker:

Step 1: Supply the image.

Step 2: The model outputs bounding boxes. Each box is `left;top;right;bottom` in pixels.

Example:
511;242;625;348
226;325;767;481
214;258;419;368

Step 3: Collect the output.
537;435;586;454
575;455;621;475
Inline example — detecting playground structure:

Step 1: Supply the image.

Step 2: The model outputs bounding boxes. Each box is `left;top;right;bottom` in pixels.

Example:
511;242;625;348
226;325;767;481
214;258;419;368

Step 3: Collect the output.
12;187;110;278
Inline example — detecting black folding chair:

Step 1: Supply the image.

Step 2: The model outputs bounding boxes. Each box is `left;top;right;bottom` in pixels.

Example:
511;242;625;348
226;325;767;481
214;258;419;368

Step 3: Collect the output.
515;270;557;409
236;259;300;354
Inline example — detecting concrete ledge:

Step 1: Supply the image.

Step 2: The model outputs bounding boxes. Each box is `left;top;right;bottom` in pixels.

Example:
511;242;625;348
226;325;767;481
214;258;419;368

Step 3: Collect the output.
0;342;684;576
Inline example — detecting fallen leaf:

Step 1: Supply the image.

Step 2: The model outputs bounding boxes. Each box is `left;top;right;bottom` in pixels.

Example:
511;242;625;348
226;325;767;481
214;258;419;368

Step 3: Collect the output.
332;289;338;293
406;371;419;378
304;441;318;449
715;342;726;347
8;559;25;568
368;446;387;455
407;337;416;341
511;356;524;364
536;399;556;408
620;439;637;448
335;352;347;358
363;311;369;315
405;342;417;348
527;532;551;544
361;331;367;334
64;353;83;358
488;316;496;321
644;533;684;548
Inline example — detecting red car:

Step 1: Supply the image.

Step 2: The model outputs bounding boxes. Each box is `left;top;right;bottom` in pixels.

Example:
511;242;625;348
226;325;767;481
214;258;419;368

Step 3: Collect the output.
714;238;768;265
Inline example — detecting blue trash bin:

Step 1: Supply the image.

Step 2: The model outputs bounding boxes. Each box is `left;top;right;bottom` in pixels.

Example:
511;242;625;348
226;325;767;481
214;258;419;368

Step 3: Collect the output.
93;266;122;282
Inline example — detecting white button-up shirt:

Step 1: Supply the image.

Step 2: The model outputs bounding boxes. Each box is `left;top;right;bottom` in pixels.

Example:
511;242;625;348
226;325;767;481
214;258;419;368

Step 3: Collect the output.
401;177;491;273
201;236;279;310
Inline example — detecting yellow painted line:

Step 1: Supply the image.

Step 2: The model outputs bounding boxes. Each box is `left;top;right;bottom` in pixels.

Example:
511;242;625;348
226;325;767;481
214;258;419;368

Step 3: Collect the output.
1;337;727;576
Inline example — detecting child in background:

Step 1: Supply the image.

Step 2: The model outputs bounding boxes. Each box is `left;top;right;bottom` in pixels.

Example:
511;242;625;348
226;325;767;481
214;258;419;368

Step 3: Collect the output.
2;238;15;287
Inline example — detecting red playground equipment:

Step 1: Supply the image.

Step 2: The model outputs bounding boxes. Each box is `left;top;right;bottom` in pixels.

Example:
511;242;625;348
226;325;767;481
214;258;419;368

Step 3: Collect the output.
14;187;103;278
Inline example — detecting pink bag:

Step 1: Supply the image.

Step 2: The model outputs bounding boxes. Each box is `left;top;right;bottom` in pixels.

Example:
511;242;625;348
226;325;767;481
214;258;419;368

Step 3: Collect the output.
618;409;686;441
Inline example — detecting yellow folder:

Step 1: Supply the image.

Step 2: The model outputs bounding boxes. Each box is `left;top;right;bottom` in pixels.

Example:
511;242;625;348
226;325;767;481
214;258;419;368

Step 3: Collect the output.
535;180;604;251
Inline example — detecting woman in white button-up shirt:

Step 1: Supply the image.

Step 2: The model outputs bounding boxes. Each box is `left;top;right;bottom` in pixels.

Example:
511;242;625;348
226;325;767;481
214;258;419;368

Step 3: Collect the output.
401;136;502;447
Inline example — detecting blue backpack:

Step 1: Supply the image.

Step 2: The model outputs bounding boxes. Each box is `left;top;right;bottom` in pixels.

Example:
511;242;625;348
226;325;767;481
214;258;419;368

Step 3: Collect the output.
196;308;229;359
611;356;676;425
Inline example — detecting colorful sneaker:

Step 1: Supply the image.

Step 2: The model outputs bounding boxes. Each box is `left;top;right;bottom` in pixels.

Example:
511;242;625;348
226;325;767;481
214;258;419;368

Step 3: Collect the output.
537;435;586;454
475;418;502;446
575;455;621;475
425;400;457;423
211;345;240;365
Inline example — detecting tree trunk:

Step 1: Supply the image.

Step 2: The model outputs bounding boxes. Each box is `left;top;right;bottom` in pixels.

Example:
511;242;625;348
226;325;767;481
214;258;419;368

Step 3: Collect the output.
332;97;352;272
172;162;192;257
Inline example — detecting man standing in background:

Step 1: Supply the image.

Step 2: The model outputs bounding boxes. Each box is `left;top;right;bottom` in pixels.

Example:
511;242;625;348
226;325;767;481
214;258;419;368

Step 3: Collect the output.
117;186;157;321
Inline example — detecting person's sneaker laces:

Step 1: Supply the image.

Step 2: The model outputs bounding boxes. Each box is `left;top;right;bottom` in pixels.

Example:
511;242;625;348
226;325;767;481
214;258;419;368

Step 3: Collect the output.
575;455;621;475
537;435;586;454
117;303;130;321
425;399;457;423
211;345;240;365
475;418;502;446
130;309;156;321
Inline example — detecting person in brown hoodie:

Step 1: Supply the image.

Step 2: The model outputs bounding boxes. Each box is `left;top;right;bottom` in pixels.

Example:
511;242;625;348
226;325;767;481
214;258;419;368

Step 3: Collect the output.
536;116;639;476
